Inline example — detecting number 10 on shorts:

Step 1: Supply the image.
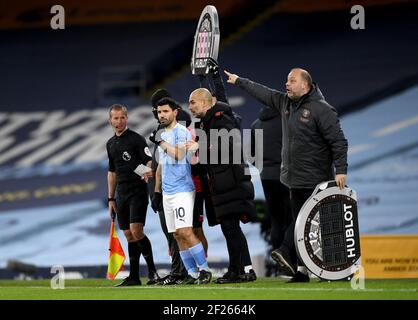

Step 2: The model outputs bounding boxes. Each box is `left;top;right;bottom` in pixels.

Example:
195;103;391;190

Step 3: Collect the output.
175;207;185;222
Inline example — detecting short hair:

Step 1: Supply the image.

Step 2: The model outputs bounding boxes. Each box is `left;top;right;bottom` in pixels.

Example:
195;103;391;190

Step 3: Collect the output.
157;97;180;110
108;104;128;117
292;68;313;88
300;70;312;88
151;88;172;108
192;88;213;104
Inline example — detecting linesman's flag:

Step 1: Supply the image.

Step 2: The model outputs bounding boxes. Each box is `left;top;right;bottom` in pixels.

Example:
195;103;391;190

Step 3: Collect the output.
107;218;125;280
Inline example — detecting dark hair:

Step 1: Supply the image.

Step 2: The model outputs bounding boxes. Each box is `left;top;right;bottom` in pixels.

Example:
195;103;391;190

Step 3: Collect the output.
151;89;171;108
157;97;180;110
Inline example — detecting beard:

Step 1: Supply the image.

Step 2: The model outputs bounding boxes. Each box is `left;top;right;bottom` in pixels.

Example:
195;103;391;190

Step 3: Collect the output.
288;92;303;102
159;118;173;127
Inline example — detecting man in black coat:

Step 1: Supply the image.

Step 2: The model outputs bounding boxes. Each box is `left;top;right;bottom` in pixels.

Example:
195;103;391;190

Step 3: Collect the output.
250;105;291;275
225;68;348;282
188;88;257;283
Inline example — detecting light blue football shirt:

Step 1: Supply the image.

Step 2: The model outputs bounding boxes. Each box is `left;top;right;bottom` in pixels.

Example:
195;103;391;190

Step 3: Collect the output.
159;123;195;195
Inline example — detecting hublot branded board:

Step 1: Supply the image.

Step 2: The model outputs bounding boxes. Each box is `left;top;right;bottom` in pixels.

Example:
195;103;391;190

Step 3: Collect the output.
295;181;361;280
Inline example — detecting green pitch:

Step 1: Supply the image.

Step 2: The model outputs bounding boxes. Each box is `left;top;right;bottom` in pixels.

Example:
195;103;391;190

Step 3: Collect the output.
0;278;417;300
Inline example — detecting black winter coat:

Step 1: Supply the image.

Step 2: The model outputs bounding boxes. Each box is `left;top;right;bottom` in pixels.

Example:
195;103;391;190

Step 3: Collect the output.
200;102;256;221
250;106;282;180
237;78;348;189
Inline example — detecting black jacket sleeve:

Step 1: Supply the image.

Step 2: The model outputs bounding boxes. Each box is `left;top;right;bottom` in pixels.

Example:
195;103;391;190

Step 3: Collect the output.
106;142;115;172
212;72;228;104
316;104;348;174
198;72;228;104
135;134;153;165
236;77;287;112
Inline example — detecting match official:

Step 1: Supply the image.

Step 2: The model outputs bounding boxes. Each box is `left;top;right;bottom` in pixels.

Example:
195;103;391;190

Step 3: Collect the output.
106;104;160;286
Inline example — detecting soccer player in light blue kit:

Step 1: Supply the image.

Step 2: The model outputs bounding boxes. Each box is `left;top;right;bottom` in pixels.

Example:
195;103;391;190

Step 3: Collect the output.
152;97;212;284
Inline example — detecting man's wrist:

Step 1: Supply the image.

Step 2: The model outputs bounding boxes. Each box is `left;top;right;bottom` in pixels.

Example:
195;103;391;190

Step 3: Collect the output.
108;197;116;202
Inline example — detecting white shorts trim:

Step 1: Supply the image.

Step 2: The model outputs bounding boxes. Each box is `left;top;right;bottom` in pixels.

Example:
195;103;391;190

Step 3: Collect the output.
163;191;195;233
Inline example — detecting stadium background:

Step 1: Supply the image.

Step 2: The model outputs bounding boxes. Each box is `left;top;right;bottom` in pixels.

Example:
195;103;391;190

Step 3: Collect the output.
1;0;418;281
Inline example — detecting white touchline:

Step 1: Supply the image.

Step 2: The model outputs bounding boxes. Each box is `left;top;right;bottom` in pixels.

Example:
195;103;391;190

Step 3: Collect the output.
3;286;416;293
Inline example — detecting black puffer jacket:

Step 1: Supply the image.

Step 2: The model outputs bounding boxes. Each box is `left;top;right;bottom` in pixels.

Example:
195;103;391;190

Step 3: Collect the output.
200;102;256;221
237;78;348;189
250;106;282;180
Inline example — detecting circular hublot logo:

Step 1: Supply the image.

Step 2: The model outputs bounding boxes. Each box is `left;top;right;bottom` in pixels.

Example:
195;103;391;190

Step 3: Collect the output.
295;181;361;280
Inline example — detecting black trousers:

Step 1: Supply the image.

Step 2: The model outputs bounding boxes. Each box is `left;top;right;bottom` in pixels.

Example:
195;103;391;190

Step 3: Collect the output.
220;217;252;273
280;188;315;266
158;210;187;277
261;179;291;250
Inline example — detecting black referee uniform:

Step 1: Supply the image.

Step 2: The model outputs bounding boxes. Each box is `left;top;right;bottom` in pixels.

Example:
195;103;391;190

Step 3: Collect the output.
107;128;159;286
107;128;152;229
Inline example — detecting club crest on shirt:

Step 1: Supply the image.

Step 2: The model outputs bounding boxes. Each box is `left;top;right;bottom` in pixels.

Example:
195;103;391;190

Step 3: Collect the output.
302;108;311;118
122;151;131;161
300;108;311;123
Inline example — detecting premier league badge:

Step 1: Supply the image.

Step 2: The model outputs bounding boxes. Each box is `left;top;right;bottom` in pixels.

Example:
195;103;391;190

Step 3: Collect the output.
191;5;220;75
295;181;361;280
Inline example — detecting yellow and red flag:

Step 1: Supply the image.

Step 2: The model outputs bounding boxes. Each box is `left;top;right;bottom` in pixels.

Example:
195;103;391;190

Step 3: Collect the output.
107;219;125;280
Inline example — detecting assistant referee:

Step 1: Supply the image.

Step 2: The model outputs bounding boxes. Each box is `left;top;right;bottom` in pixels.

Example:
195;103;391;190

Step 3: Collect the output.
106;104;159;286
